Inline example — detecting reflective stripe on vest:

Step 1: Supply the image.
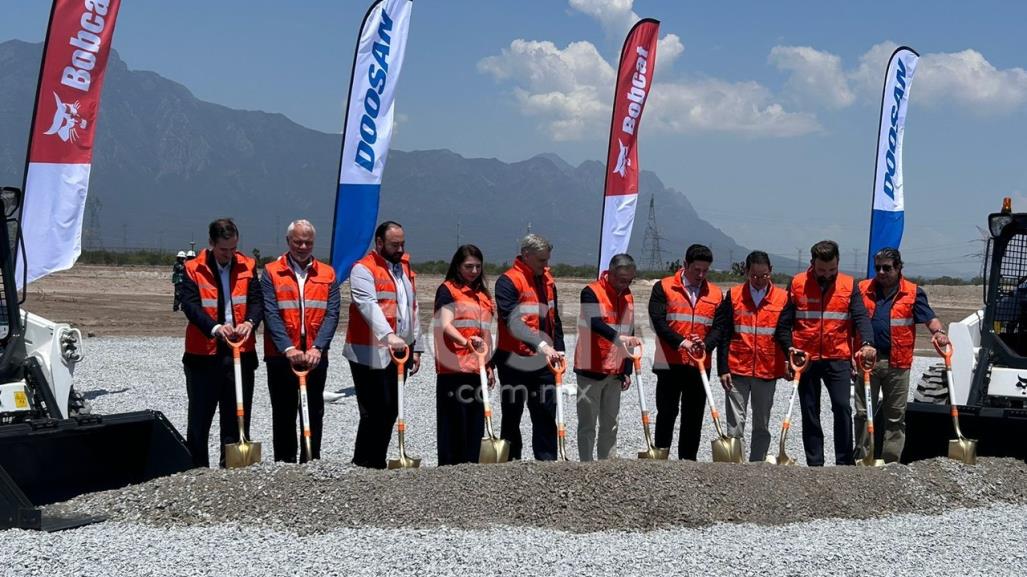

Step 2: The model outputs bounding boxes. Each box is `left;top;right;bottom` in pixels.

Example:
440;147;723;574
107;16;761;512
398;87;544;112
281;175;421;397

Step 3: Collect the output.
726;283;787;380
573;275;634;375
434;280;495;375
262;255;337;357
346;251;417;351
655;274;722;368
859;277;918;369
496;259;558;358
791;271;854;361
184;251;257;355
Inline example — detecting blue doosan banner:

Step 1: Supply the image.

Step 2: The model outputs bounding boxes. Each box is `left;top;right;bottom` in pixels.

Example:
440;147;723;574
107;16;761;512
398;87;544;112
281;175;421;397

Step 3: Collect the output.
331;0;412;282
867;46;919;278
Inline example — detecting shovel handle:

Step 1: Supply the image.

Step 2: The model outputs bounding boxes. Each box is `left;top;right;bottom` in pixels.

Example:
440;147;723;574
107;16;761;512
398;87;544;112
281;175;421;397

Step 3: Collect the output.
623;341;643;372
686;345;707;372
933;338;953;368
390;344;409;377
788;348;808;376
469;336;490;367
546;354;566;382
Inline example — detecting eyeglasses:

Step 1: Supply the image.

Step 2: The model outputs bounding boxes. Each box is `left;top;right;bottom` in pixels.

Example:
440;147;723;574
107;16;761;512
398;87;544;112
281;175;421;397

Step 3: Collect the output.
875;264;894;273
748;273;771;280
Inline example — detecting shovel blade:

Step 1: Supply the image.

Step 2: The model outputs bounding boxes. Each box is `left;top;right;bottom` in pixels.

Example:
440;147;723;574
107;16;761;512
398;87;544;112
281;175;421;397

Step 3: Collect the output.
765;451;795;465
479;436;510;464
948;438;978;465
224;441;262;469
857;455;886;467
638;446;670;460
711;437;744;463
387;455;422;469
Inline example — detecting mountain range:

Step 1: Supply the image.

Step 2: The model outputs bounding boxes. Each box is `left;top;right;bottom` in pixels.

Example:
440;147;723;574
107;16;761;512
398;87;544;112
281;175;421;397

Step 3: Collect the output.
0;39;749;270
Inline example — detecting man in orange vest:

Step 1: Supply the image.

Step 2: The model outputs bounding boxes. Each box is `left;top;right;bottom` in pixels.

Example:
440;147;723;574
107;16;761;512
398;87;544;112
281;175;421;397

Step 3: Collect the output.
859;247;949;462
262;219;340;463
775;240;876;466
495;233;565;461
712;250;788;462
573;254;642;461
649;244;725;460
343;221;423;469
180;218;263;468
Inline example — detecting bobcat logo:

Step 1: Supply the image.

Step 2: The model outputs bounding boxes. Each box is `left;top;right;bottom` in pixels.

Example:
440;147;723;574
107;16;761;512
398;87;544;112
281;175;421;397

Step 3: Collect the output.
1017;375;1027;390
44;92;89;143
612;139;630;177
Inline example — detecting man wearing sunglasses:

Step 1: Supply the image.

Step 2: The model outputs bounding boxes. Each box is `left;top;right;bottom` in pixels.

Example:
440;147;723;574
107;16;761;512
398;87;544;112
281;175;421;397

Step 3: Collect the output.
857;247;949;463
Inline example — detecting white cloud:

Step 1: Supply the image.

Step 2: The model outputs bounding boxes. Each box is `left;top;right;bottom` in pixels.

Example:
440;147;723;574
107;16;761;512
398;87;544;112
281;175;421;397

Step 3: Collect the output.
479;37;818;140
569;0;637;40
769;45;855;109
657;33;684;68
647;79;821;137
915;49;1027;111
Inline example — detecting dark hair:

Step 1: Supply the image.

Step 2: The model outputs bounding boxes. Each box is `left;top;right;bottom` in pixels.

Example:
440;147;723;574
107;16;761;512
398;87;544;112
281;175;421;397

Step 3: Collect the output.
810;240;839;262
445;244;491;299
874;247;903;269
745;250;771;269
209;218;239;244
375;221;403;242
685;244;713;265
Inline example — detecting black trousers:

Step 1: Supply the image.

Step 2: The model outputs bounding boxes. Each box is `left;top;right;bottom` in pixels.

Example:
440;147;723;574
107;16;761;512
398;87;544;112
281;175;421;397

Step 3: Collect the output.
350;360;405;469
183;353;255;468
173;284;183;311
798;359;854;466
267;357;327;463
498;365;557;461
654;364;708;460
437;373;485;466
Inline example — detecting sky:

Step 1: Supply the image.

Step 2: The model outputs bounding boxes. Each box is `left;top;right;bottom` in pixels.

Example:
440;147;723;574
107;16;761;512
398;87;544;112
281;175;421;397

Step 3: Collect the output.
3;0;1027;277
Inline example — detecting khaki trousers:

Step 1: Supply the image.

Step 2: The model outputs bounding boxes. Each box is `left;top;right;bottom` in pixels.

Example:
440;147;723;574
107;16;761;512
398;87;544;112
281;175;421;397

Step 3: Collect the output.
576;374;623;461
854;356;910;463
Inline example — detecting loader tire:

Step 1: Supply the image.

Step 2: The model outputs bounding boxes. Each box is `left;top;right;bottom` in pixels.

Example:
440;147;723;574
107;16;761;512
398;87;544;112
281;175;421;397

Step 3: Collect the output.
913;363;948;404
68;386;91;416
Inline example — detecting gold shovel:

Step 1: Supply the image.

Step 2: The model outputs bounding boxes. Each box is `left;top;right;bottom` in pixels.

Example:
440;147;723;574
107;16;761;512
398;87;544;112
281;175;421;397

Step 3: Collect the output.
472;340;509;464
934;339;977;465
767;349;808;465
688;347;744;463
624;343;669;460
224;336;262;468
855;352;885;467
546;355;570;461
291;363;315;462
388;345;421;469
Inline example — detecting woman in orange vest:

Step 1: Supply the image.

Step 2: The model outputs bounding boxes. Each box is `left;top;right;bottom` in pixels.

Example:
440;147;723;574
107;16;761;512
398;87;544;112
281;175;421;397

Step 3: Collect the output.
858;247;948;463
180;218;263;468
433;244;496;465
712;251;788;462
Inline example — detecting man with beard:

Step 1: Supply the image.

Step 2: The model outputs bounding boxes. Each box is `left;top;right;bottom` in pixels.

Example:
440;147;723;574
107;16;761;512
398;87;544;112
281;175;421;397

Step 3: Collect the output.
344;221;423;468
775;240;876;466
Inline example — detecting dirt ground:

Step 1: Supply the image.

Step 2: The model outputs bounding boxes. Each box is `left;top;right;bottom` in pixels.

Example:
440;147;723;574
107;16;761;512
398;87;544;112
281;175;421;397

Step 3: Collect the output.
24;265;981;354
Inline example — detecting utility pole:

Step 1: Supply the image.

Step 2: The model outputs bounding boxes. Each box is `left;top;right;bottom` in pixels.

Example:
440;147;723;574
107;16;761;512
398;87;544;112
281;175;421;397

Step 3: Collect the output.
121;223;128;250
796;248;803;275
852;248;859;278
456;219;461;247
641;193;665;271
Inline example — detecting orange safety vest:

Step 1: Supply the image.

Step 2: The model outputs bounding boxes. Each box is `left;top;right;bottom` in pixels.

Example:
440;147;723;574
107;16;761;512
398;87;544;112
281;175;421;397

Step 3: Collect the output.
263;254;337;357
790;270;855;361
654;273;722;369
496;258;557;357
573;273;634;375
859;277;917;369
433;280;495;375
345;251;417;350
726;283;787;380
184;251;256;355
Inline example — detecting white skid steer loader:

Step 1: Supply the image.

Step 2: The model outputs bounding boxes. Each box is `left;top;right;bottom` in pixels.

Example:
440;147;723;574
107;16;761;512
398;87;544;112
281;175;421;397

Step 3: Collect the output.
0;187;192;531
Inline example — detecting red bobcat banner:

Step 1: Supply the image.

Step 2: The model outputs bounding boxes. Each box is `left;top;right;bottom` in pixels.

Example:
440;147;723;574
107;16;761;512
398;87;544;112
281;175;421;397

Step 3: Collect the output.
597;18;660;275
18;0;122;287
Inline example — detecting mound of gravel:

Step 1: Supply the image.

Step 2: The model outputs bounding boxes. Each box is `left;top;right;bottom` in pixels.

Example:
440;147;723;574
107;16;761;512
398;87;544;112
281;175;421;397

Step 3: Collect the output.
45;457;1027;534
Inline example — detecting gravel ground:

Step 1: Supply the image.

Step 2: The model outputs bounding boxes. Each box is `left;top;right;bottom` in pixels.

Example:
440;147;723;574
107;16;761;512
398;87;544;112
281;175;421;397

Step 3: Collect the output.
5;336;1024;576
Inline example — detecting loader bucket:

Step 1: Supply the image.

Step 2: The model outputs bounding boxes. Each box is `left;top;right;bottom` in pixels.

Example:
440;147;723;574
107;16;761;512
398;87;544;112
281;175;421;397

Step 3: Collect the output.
902;402;1027;463
0;410;192;530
